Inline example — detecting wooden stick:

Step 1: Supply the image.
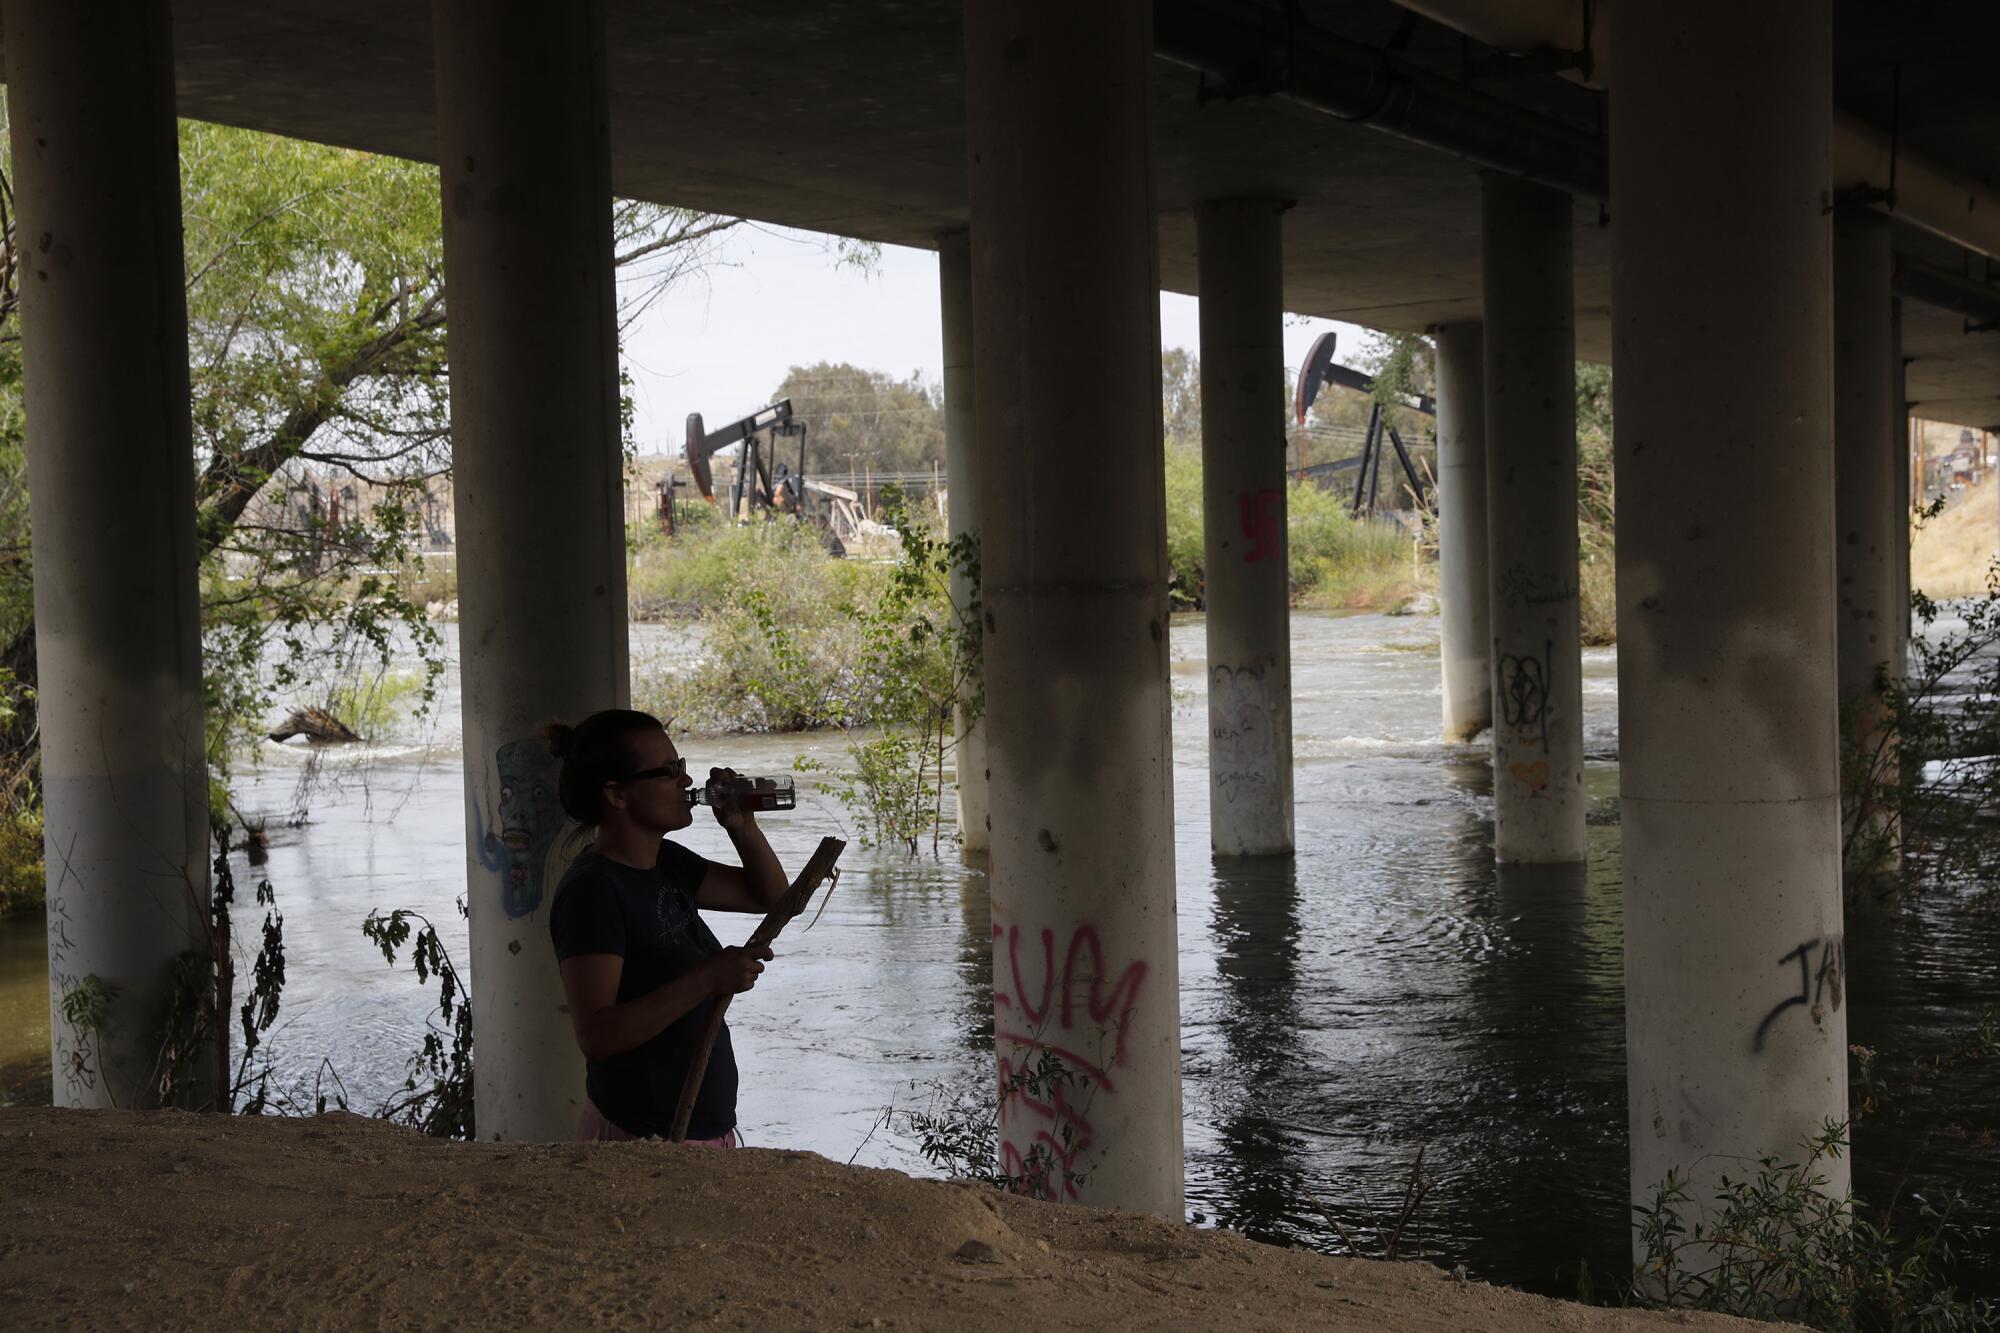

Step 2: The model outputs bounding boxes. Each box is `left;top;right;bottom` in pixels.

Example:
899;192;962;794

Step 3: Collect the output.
670;836;845;1142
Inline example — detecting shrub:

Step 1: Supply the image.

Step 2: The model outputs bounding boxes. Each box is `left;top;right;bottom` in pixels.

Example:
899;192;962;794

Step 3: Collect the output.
1843;561;2000;895
1164;446;1207;608
1632;1121;1994;1330
631;520;881;731
1287;478;1426;608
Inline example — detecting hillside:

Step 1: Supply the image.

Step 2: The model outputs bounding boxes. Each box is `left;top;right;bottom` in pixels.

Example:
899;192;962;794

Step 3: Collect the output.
1913;480;1999;598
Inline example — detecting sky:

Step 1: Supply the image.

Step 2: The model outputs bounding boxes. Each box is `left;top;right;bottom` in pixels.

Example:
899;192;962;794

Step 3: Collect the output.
616;224;1376;458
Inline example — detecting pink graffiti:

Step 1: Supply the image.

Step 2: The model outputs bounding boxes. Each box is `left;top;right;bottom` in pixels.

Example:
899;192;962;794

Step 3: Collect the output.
991;923;1151;1201
1238;488;1282;563
992;923;1149;1091
995;1047;1096;1200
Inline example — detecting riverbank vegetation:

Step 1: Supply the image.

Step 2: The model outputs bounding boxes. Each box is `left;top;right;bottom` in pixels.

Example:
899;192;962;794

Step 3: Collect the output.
1628;1121;1995;1329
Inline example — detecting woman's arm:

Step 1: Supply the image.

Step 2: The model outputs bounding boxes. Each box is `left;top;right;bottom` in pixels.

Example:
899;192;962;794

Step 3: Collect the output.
693;767;789;913
558;946;770;1062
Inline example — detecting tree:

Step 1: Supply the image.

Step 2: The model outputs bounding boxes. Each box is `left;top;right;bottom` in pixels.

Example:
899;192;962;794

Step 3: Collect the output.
0;115;745;804
768;361;944;478
1162;346;1201;451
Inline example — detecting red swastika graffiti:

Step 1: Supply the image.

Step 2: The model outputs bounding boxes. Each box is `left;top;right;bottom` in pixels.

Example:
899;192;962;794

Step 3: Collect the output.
1238;488;1283;563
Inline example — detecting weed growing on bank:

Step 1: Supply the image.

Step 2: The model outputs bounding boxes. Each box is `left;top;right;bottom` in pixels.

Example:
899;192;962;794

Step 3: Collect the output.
361;900;475;1140
1626;1121;1995;1330
901;1048;1095;1200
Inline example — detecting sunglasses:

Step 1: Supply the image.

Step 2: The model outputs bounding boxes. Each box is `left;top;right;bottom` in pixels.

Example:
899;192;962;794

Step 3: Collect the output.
615;757;688;783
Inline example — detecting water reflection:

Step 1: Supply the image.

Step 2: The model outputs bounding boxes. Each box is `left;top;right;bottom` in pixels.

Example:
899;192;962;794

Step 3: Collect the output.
1204;854;1314;1244
1454;859;1628;1292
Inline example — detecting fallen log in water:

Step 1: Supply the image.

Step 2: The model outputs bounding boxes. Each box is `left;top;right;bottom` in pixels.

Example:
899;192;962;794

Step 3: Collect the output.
267;706;360;744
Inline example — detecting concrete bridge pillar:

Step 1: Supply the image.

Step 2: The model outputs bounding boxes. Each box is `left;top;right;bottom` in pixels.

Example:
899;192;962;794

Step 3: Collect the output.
1833;208;1900;873
1433;321;1492;743
1890;299;1911;682
2;0;213;1110
1197;197;1294;857
434;0;628;1141
939;229;989;856
1612;0;1849;1241
1480;175;1584;863
964;0;1184;1216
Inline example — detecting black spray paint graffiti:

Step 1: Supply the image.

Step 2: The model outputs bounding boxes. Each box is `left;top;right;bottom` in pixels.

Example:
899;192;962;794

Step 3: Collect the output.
1209;664;1276;806
1752;935;1845;1053
1496;562;1579;609
1495;638;1552;755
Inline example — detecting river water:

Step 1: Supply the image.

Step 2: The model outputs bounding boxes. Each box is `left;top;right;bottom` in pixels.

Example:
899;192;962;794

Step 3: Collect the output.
0;612;1994;1299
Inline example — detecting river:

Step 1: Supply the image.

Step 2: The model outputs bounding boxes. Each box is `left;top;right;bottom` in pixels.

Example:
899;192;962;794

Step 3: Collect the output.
0;611;1994;1299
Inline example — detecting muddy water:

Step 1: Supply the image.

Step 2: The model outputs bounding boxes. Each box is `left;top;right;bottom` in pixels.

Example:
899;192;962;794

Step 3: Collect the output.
0;613;1993;1298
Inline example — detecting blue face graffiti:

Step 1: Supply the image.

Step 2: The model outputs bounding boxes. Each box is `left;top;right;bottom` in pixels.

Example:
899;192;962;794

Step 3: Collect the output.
492;738;565;918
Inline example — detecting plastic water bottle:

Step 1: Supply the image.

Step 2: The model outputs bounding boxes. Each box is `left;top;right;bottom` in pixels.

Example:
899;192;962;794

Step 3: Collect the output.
690;774;796;812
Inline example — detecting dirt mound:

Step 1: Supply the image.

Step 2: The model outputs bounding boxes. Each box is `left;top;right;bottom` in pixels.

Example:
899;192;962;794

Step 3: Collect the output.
1914;483;1999;598
0;1107;1782;1330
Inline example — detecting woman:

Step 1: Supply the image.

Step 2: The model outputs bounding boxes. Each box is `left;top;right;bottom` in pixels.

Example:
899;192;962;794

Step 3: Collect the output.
545;709;789;1144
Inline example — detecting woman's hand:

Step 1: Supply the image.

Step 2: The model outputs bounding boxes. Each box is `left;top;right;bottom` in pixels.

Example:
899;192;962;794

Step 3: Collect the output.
701;943;773;996
707;766;752;832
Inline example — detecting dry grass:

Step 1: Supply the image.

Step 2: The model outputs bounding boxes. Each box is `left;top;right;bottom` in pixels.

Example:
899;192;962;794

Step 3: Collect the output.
1912;481;1999;598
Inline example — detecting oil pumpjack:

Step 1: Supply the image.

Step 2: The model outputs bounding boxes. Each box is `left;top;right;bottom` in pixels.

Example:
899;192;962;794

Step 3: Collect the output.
682;398;865;552
1293;330;1435;516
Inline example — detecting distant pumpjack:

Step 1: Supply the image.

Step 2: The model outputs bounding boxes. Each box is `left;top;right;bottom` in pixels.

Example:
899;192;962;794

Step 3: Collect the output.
1293;330;1435;515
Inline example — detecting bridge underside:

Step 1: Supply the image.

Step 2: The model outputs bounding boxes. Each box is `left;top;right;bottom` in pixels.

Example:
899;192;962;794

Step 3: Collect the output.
119;0;2000;427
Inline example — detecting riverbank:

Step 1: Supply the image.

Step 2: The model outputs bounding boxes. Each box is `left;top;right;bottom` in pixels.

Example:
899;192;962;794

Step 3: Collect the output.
0;1107;1782;1331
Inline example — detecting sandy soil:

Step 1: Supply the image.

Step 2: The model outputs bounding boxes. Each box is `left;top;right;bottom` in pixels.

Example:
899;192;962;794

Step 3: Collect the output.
1913;481;1999;598
0;1107;1786;1332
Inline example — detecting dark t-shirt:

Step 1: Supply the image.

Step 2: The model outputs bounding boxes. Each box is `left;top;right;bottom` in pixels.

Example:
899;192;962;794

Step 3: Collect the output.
547;841;738;1140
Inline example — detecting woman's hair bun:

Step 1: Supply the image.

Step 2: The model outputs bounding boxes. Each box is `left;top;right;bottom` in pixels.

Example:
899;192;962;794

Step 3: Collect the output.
541;721;575;758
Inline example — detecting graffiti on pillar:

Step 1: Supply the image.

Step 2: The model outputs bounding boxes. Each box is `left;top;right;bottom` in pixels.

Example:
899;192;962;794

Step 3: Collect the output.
1496;562;1578;609
1237;488;1283;564
1752;935;1846;1053
476;738;568;919
1506;760;1553;793
42;855;101;1103
1210;665;1275;805
993;922;1150;1200
1496;638;1552;756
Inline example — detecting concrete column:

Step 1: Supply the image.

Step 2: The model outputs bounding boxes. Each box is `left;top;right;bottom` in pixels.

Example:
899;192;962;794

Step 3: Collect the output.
964;0;1184;1217
1833;209;1900;874
1433;321;1492;742
1890;300;1911;682
939;229;988;856
1481;175;1584;863
1197;198;1294;857
1612;0;1849;1243
3;1;211;1110
435;0;628;1141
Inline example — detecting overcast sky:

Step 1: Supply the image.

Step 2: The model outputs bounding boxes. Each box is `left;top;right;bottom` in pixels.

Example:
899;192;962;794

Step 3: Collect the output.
617;224;1376;458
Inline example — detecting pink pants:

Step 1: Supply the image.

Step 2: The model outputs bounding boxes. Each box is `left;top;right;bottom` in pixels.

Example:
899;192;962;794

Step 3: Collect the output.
577;1098;737;1148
